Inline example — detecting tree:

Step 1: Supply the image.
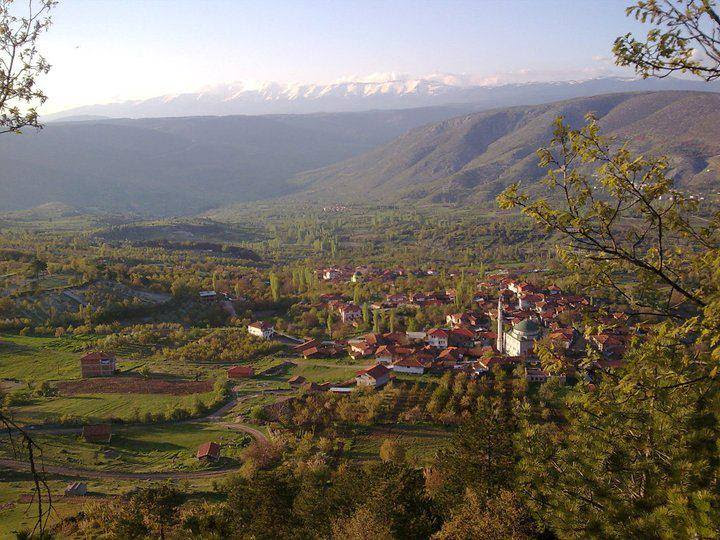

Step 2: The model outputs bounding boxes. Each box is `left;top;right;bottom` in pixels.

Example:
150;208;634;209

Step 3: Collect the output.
269;271;281;302
518;321;720;537
433;490;537;540
496;45;720;535
379;437;406;463
26;256;46;281
0;0;55;134
613;0;720;81
131;483;185;540
0;1;56;535
498;114;716;319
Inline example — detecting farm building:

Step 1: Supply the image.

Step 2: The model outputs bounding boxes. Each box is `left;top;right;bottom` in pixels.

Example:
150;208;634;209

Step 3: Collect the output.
248;321;274;339
392;357;426;375
64;482;87;496
228;365;254;378
197;441;221;461
82;424;112;443
288;375;306;388
80;351;116;378
199;291;217;302
356;364;391;388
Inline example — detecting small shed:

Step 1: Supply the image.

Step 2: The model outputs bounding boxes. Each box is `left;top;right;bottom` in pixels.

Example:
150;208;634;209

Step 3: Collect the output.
288;375;306;388
197;441;221;462
64;482;88;496
82;424;112;444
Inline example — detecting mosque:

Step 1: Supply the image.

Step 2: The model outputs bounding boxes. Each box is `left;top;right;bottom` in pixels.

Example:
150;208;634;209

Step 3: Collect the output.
496;297;543;357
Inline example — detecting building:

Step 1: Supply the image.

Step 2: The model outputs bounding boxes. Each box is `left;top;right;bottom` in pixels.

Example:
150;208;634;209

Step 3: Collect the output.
199;290;217;302
356;364;391;388
338;303;362;323
197;441;221;461
392;357;426;375
228;365;254;378
248;321;274;339
83;424;112;444
496;298;542;357
64;482;88;496
80;351;116;378
426;329;449;349
288;375;306;388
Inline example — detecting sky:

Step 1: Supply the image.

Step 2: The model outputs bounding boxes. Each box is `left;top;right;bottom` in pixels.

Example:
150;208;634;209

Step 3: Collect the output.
35;0;649;113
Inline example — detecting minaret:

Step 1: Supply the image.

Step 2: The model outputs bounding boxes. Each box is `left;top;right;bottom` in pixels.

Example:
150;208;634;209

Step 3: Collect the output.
496;296;504;353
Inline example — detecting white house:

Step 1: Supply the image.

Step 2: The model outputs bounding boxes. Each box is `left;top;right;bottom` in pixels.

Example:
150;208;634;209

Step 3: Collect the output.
391;357;425;375
248;321;274;339
356;364;391;388
426;328;449;349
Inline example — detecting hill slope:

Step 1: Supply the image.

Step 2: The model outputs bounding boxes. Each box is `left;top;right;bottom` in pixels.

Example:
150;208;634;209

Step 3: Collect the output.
293;91;720;203
0;106;475;216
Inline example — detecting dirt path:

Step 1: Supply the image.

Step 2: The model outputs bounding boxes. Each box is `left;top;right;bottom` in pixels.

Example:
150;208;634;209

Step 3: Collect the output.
0;423;267;480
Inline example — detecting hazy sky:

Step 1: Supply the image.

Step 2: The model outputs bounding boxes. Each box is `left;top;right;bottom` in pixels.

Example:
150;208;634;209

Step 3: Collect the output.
38;0;647;113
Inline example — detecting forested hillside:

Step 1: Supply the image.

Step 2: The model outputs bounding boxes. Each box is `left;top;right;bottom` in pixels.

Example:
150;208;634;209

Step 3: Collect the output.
294;91;720;203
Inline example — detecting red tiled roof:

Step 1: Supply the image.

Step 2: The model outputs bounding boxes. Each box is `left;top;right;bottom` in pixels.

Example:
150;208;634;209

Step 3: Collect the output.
358;364;390;380
197;442;221;459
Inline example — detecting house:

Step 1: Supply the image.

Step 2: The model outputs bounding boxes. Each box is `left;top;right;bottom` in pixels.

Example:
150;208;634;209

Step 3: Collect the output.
228;365;254;378
426;329;449;349
248;321;274;339
83;424;112;444
338;303;362;323
449;327;475;348
64;482;87;496
375;345;395;364
293;339;320;353
80;351;116;378
349;342;374;359
197;441;221;461
288;375;306;388
356;364;391;388
199;290;217;302
392;357;426;375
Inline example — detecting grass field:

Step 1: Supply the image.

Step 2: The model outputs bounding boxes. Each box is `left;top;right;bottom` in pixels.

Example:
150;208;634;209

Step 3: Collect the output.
11;390;218;424
347;423;452;465
0;422;252;474
0;334;93;382
0;472;222;537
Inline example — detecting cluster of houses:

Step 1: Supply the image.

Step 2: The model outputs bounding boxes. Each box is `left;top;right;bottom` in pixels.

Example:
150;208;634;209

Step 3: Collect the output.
293;274;640;390
319;265;437;284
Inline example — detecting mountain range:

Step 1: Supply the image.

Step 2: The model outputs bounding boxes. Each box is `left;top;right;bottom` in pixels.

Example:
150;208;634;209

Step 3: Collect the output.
0;106;478;215
292;91;720;204
45;76;720;120
3;89;719;217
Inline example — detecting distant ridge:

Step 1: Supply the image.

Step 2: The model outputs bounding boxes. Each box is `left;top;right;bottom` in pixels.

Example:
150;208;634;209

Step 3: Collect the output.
44;76;720;120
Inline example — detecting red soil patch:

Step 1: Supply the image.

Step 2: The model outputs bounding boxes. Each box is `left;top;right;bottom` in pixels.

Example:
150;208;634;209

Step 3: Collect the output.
57;376;212;396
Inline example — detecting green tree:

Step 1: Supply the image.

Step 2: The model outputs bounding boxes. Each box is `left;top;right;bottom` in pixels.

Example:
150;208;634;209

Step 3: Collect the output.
131;483;185;540
613;0;720;82
379;437;406;463
26;257;47;281
269;271;281;302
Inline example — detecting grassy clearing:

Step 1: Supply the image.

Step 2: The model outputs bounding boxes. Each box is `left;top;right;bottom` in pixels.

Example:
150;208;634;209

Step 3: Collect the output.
0;334;93;382
0;472;221;537
11;390;218;424
0;422;251;474
347;423;452;465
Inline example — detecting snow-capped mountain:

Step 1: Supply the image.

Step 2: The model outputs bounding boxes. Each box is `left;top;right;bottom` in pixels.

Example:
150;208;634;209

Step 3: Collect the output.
45;75;720;120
